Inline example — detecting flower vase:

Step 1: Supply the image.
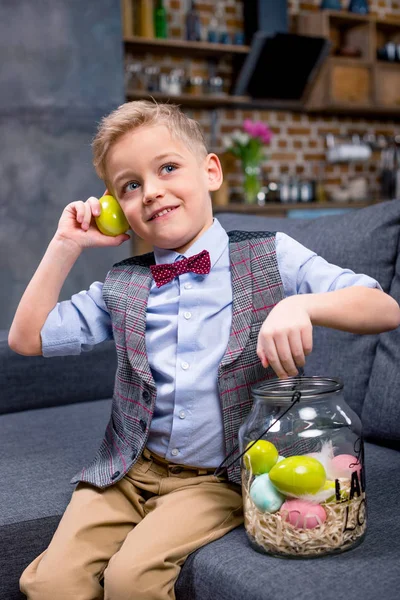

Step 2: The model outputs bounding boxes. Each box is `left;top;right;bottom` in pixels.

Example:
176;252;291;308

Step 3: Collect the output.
243;163;262;204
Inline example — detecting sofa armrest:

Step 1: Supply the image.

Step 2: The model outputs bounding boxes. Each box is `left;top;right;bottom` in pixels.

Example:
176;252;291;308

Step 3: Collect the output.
0;330;117;415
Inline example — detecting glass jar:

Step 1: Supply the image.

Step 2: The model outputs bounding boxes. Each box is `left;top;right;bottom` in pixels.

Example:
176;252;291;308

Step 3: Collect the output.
238;377;366;558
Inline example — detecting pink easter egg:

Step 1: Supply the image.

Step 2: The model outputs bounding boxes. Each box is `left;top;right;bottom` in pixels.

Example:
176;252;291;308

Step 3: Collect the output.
330;454;361;479
281;499;327;529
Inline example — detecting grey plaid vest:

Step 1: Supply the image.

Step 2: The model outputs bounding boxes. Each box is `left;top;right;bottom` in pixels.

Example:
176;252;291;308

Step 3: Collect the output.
71;231;284;488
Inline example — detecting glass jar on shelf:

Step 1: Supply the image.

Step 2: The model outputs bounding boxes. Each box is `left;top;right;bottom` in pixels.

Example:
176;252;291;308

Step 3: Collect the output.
207;76;224;95
186;76;203;96
238;377;366;559
124;60;145;91
144;66;161;93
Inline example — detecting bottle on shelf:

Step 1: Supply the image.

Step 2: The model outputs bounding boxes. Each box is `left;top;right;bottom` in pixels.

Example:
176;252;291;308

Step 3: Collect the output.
207;14;219;43
138;0;154;38
215;3;230;45
320;0;342;9
185;0;201;42
348;0;369;15
154;0;168;39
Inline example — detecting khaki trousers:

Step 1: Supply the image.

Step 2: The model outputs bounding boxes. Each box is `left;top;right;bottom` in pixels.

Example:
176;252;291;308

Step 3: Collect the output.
20;447;243;600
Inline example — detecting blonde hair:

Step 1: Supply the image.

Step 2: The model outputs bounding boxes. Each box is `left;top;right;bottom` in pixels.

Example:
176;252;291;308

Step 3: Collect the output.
92;100;208;182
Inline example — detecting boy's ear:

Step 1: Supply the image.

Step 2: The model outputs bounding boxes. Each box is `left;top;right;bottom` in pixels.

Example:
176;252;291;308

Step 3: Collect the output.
205;153;223;192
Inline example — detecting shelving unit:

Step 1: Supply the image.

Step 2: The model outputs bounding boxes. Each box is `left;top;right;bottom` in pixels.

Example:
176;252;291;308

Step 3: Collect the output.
122;7;400;118
297;11;400;117
123;35;249;110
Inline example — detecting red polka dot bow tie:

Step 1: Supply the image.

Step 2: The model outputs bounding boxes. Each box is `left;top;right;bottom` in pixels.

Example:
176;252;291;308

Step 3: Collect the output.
150;249;211;287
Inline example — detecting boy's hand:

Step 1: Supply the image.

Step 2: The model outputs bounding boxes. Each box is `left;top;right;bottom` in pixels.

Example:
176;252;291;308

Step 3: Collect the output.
54;197;131;251
256;296;313;379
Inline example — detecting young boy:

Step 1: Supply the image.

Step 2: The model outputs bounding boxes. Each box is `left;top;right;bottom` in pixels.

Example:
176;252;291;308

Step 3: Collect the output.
9;100;400;600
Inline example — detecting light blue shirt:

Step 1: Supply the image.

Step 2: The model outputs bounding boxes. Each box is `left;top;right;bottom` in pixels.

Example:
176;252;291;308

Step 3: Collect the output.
41;219;381;468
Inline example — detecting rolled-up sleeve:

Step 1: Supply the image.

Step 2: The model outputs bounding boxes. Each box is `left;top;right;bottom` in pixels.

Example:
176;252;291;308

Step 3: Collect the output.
276;232;383;297
40;281;113;357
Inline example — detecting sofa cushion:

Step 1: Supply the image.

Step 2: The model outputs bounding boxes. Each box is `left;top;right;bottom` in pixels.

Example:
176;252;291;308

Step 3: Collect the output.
1;399;112;527
0;398;112;599
362;220;400;443
0;332;116;415
217;200;400;428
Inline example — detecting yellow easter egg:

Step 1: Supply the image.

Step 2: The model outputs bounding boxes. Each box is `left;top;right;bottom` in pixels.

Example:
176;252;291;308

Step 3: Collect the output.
269;456;326;496
244;440;278;475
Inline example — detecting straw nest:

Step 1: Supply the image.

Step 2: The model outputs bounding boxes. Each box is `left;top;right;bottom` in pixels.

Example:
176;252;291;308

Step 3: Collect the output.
243;472;366;557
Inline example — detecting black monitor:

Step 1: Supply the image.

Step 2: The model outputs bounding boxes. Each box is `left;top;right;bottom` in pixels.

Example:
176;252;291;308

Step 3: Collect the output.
233;32;331;101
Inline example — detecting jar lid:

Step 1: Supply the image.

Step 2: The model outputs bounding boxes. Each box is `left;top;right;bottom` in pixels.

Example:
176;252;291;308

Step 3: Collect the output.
252;376;343;402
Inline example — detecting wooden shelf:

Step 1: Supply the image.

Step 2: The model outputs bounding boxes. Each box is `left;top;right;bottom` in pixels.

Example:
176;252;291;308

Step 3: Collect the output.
124;35;250;58
323;10;372;26
375;17;400;29
312;105;400;117
126;89;247;108
376;60;400;67
330;56;372;67
213;200;382;216
126;89;304;111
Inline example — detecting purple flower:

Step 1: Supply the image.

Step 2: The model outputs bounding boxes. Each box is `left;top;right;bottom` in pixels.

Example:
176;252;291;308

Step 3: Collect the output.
243;119;272;144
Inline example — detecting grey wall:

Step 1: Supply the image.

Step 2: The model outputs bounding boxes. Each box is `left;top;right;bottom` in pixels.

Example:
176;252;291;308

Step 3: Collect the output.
0;0;129;330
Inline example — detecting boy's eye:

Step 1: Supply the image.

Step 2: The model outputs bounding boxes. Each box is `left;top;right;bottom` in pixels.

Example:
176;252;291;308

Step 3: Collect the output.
124;181;139;193
161;163;177;174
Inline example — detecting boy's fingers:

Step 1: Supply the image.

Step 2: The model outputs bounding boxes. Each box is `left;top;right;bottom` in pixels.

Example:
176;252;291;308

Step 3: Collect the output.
257;347;269;369
87;196;101;217
260;336;289;379
288;329;305;368
274;333;298;377
301;326;313;356
75;201;85;223
82;201;93;230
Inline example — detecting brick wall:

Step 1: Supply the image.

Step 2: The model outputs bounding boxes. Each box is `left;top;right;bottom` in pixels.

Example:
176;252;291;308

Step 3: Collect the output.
128;0;400;201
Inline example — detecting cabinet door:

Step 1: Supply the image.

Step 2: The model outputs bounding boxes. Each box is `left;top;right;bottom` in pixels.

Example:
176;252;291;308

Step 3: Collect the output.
375;65;400;108
330;63;372;106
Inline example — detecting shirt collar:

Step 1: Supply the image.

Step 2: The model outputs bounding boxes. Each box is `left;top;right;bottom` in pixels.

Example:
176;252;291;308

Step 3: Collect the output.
153;218;228;270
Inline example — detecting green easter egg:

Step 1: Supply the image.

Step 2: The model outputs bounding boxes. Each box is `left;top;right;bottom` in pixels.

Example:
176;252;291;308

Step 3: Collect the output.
322;480;336;502
323;479;348;503
95;195;129;237
244;440;278;475
269;455;326;496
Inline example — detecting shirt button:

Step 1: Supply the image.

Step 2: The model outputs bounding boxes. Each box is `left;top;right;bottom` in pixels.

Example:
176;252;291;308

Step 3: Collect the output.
184;283;192;290
179;410;186;419
181;361;189;370
184;311;192;320
171;448;179;456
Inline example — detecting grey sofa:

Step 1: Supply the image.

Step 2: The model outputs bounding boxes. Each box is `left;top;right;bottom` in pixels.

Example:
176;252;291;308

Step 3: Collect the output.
1;200;400;600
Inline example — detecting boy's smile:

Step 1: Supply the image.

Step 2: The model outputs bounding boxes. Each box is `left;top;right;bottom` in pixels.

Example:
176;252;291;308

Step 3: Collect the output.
106;124;222;254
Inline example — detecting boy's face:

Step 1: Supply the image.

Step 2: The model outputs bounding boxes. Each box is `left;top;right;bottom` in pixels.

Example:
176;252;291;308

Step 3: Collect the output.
106;124;222;254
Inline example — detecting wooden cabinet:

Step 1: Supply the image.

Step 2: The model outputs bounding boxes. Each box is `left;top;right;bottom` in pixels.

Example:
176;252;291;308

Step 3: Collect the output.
330;60;372;106
297;10;400;117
